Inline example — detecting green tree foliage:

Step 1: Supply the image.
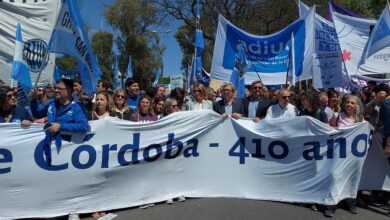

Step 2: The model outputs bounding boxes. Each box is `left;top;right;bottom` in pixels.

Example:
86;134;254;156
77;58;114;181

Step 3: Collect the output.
55;55;77;71
104;0;165;89
91;31;115;85
160;0;298;73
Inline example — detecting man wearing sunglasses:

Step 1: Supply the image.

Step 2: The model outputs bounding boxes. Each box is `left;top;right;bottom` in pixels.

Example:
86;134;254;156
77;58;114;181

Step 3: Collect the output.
242;81;273;122
265;89;298;119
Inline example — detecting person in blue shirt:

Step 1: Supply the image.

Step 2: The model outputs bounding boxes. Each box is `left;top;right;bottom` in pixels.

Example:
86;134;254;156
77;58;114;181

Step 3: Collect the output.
0;86;32;126
30;79;90;134
125;78;140;112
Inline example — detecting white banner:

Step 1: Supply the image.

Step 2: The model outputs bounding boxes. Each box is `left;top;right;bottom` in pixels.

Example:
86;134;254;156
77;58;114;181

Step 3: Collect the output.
0;110;389;220
0;0;61;86
210;8;315;85
332;10;390;76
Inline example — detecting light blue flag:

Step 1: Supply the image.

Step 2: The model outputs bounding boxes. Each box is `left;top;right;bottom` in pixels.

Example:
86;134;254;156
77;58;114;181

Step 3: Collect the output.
152;68;161;87
196;0;201;18
190;30;205;87
127;56;133;80
230;46;248;99
113;57;119;90
11;23;32;96
361;2;390;64
47;0;101;96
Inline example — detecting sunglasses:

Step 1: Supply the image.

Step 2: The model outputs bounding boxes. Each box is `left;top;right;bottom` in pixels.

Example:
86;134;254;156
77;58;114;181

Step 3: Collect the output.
194;90;201;93
252;86;263;90
282;96;291;99
116;95;125;99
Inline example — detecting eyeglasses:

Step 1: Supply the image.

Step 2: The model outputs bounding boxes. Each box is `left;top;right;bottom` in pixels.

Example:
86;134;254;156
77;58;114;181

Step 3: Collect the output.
223;89;232;92
194;90;201;93
7;93;14;99
171;104;178;108
282;96;291;99
37;88;44;91
116;95;125;99
252;86;263;90
55;87;67;91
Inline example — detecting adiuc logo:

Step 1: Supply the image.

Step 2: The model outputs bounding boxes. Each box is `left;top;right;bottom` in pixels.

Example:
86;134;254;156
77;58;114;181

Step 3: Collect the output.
22;39;49;72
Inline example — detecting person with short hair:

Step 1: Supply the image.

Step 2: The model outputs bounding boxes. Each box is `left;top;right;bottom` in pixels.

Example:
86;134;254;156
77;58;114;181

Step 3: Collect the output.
125;78;140;112
373;83;390;157
30;79;90;134
265;89;298;119
207;87;217;103
242;81;273;122
319;92;333;121
162;98;179;116
213;83;244;119
186;83;213;110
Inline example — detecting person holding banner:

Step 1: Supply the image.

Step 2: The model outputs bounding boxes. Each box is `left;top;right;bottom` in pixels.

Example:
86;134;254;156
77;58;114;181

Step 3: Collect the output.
125;78;140;112
242;81;273;122
162;98;180;117
153;96;165;120
129;95;158;122
111;89;132;120
186;83;213;110
0;86;32;125
89;91;115;120
265;89;298;119
299;91;328;124
30;79;90;134
213;83;244;119
373;84;390;158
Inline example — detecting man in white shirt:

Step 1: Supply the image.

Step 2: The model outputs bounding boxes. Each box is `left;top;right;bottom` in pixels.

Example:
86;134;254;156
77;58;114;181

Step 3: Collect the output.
265;89;298;119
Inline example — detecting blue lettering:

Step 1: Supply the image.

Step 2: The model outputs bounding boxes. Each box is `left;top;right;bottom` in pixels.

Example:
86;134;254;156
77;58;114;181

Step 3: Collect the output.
34;140;68;171
351;134;368;157
0;148;12;174
165;133;183;159
144;144;162;162
268;141;289;159
303;141;322;160
72;145;96;169
118;133;140;166
229;137;249;164
101;144;117;168
183;139;199;157
251;139;265;159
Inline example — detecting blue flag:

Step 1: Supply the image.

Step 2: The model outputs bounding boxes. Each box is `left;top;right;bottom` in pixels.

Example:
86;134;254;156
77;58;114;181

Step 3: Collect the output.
361;2;390;64
230;46;248;99
196;0;201;18
152;69;161;87
190;30;206;87
11;23;32;96
47;0;101;96
127;56;133;80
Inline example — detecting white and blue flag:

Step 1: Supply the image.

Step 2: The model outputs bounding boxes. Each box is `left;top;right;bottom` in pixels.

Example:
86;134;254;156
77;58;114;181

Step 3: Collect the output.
127;56;133;80
361;2;390;64
11;23;32;95
230;46;248;99
47;0;100;96
210;7;315;85
113;56;121;90
152;68;161;87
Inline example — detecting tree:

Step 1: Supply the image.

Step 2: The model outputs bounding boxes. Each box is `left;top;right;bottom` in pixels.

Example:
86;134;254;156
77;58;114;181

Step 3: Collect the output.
104;0;165;89
91;31;115;85
160;0;299;73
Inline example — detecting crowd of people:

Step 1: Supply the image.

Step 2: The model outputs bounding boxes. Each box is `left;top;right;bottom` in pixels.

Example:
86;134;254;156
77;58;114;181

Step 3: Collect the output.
0;77;389;218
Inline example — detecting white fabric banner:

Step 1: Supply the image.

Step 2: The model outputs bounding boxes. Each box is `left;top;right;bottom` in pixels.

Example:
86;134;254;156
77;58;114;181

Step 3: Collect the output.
332;10;390;76
0;0;61;86
0;110;389;220
210;8;315;85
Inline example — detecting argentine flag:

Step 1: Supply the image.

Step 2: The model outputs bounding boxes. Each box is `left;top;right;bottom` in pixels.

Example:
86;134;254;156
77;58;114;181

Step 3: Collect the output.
361;2;390;64
11;23;32;95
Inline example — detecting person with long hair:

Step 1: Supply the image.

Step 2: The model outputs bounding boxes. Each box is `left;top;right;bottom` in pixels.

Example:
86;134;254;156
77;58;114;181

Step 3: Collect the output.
186;83;212;110
328;90;341;114
111;89;132;120
170;87;185;110
0;86;32;125
330;95;364;127
129;95;158;122
299;91;328;123
89;91;114;120
153;96;165;120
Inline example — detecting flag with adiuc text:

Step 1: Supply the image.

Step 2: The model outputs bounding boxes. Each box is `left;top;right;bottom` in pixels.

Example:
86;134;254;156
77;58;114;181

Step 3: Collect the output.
47;0;100;96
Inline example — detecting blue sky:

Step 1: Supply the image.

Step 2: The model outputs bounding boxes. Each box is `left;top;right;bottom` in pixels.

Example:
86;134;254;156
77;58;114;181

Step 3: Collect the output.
79;0;183;77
